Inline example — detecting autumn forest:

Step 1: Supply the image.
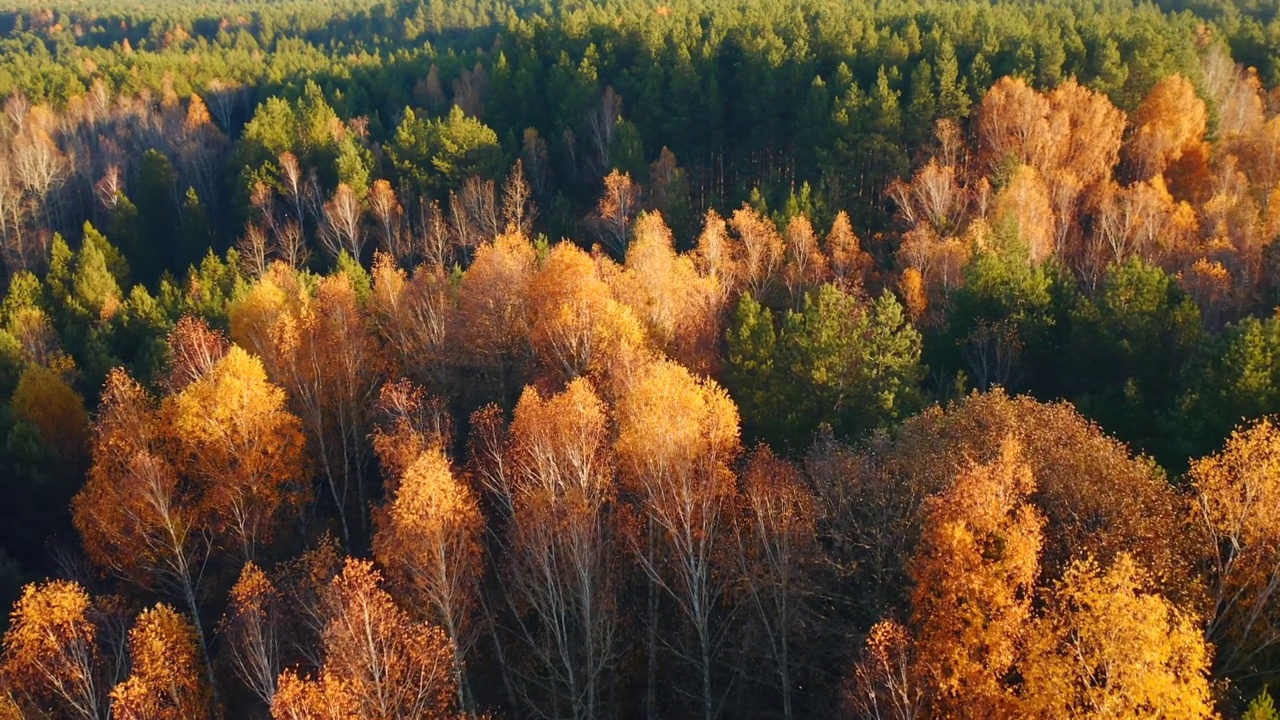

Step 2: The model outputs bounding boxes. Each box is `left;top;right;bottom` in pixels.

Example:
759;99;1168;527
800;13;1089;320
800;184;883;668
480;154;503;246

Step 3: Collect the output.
3;0;1280;717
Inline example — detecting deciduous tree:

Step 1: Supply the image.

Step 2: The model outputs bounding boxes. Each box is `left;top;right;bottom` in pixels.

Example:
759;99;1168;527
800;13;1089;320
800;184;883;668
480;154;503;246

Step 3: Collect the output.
1;580;105;720
1020;554;1215;718
1192;418;1280;681
164;346;306;560
373;449;482;715
275;559;456;720
615;360;741;720
111;604;213;720
908;440;1042;717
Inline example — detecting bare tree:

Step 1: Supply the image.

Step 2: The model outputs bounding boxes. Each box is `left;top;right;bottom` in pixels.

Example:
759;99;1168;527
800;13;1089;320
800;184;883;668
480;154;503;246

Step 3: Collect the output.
413;198;452;270
591;170;641;258
452;63;490;119
319;183;366;261
95;166;125;210
273;220;309;270
460;177;501;240
278;152;306;224
368;179;408;261
237;224;271;278
501;160;537;235
205;79;246;132
587;87;623;177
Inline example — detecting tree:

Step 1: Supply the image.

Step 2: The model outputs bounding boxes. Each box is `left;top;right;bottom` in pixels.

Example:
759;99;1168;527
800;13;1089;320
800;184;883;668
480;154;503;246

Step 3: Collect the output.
262;271;384;546
1067;259;1203;461
368;259;456;387
223;563;282;708
271;670;360;720
611;212;722;374
1020;554;1215;718
992;165;1054;264
388;106;501;196
525;242;644;382
615;360;741;720
500;159;538;237
727;283;923;448
71;370;216;693
110;604;213;720
162;316;229;395
136;150;180;283
1127;75;1208;183
10;362;88;465
373;448;482;715
908;440;1043;717
847;619;923;720
475;378;622;720
734;447;817;720
730;205;784;303
781;215;829;310
454;230;536;378
879;390;1196;602
272;559;457;720
591;169;641;258
367;180;406;261
1;580;105;720
1245;688;1279;720
825;211;872;291
319;184;366;262
1192;418;1280;683
164;346;306;560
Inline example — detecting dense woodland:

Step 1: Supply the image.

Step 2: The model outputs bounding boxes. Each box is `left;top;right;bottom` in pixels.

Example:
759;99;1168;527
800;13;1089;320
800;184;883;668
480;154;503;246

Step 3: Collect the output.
4;0;1280;717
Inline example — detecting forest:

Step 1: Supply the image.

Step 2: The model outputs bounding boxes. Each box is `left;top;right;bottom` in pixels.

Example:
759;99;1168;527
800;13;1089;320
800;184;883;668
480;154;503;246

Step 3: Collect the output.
3;0;1280;717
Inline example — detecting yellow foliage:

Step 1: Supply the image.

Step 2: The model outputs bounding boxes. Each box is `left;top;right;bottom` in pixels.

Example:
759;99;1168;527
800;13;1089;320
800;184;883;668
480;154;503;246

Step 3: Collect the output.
373;447;483;656
163;345;306;557
1021;554;1216;719
110;604;212;720
1191;419;1280;677
526;241;646;381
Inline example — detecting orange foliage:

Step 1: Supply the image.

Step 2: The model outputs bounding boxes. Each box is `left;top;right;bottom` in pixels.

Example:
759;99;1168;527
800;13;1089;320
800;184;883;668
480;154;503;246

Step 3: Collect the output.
477;378;620;718
611;212;722;373
729;205;784;302
782;215;830;308
223;563;282;706
825;210;872;291
372;448;482;711
1;580;102;720
526;241;644;381
163;315;230;394
455;230;536;366
110;605;212;720
275;559;457;720
1128;75;1209;183
615;359;741;717
1191;419;1280;678
993;164;1054;263
908;440;1043;717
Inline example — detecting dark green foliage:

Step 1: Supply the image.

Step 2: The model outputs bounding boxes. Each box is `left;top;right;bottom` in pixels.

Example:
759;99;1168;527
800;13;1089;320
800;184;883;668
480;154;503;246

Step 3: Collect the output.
934;228;1069;396
727;284;924;449
387;105;503;196
1065;260;1203;461
136;150;180;285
